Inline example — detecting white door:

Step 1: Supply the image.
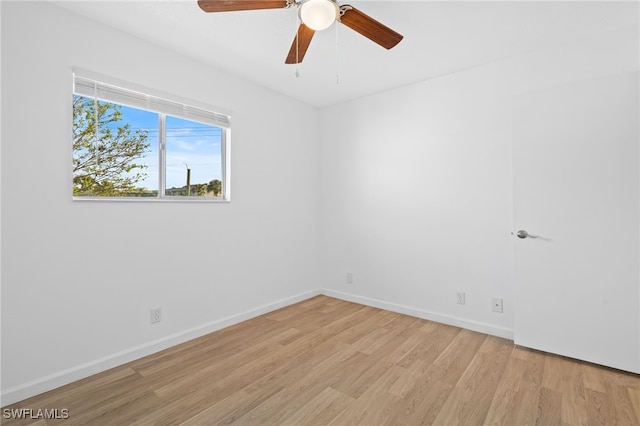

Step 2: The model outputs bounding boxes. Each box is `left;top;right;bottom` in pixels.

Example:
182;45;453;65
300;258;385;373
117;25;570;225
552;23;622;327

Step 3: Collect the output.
513;72;640;373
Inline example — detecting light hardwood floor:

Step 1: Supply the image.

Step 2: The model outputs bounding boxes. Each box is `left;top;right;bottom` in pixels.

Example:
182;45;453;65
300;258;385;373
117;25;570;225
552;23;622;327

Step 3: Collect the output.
3;295;640;425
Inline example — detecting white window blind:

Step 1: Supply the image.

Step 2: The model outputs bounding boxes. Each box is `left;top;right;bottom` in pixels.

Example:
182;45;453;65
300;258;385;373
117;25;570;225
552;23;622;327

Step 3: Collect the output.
73;75;231;129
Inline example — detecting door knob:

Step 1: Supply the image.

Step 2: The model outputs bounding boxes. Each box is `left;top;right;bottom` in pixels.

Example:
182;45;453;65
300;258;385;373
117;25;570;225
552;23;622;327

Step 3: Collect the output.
517;230;529;239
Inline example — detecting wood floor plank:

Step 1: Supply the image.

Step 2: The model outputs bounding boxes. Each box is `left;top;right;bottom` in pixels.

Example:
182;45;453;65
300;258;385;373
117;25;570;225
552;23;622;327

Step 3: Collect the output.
346;312;418;355
582;361;609;393
241;340;354;396
2;295;639;426
607;380;640;425
609;367;640;389
483;356;528;425
560;360;588;426
385;329;487;425
275;387;354;426
54;370;153;420
542;353;567;390
333;307;395;345
227;382;331;425
327;368;404;426
513;345;545;388
336;391;402;426
536;386;563;426
512;381;545;426
232;346;364;423
627;387;640;424
396;322;460;369
134;317;285;379
388;358;429;398
177;387;284;426
431;336;513;425
152;328;298;399
362;365;407;398
330;317;424;399
0;418;48;426
586;388;616;426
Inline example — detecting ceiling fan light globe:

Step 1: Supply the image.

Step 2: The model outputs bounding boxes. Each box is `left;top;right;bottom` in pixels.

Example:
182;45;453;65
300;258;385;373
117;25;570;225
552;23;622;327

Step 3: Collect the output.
299;0;338;31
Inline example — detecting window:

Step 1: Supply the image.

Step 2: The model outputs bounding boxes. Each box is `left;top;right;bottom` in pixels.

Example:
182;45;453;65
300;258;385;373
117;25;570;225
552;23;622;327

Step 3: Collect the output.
72;73;230;201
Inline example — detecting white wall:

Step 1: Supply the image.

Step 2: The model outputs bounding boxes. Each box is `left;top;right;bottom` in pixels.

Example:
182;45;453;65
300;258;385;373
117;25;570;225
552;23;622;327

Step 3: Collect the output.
319;24;639;339
1;1;320;404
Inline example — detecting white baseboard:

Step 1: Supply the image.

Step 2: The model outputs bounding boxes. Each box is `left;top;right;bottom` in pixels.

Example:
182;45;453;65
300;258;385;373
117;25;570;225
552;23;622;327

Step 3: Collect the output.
320;289;514;341
1;289;321;406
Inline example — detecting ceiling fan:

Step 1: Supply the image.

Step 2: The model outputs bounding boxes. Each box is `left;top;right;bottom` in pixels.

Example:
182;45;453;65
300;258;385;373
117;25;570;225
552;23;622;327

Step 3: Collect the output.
197;0;403;64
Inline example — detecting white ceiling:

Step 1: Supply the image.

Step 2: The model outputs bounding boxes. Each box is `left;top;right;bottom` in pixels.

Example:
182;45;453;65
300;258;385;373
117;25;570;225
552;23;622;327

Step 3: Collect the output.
51;0;638;108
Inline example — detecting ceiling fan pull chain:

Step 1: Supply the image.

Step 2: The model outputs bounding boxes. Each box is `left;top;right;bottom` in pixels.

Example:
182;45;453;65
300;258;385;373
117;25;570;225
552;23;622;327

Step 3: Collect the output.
335;21;339;84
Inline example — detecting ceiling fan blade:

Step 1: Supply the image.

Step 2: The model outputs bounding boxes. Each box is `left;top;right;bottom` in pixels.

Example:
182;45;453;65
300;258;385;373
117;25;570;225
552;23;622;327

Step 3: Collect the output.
198;0;288;13
339;5;403;50
285;24;315;64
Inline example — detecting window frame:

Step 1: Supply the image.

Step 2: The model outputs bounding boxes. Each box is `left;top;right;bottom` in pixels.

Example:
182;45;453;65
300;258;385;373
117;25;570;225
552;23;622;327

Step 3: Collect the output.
72;69;231;203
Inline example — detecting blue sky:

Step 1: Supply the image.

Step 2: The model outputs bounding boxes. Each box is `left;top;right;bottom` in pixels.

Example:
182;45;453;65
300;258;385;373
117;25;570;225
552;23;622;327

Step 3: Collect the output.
114;104;222;190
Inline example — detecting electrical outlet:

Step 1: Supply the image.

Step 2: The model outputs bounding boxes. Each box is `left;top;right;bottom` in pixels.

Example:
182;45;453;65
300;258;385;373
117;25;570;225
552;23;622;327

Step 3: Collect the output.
456;292;465;305
492;298;503;313
150;308;162;324
346;273;353;284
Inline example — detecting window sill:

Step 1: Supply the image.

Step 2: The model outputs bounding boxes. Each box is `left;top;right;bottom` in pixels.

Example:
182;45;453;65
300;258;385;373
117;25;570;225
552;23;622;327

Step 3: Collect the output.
72;196;230;203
